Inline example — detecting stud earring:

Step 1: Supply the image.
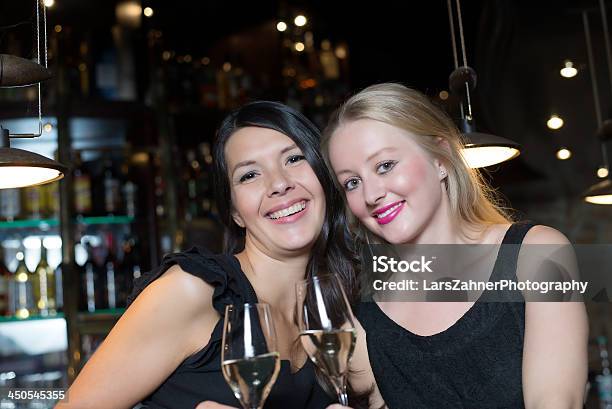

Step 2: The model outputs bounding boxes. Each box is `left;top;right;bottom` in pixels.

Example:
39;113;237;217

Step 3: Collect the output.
233;216;244;228
440;169;448;179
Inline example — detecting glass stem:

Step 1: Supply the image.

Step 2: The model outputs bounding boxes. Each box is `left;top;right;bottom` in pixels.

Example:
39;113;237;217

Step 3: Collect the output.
336;379;349;406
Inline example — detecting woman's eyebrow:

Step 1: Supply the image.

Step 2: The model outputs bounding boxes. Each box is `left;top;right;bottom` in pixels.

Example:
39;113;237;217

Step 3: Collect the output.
231;144;299;176
366;146;396;161
336;169;354;177
232;160;256;176
335;147;396;176
280;143;299;154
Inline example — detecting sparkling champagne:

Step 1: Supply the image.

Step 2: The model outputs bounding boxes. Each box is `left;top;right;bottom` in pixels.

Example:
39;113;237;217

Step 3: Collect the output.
296;275;356;405
300;328;356;379
222;352;280;409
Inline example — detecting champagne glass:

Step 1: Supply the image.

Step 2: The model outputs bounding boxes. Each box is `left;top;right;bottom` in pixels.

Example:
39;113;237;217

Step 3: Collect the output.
296;275;356;406
221;303;280;409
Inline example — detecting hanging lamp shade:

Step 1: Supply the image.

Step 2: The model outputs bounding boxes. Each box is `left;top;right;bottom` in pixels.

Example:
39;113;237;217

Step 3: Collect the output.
0;54;52;87
580;7;612;205
448;67;521;168
583;178;612;205
458;117;521;169
0;2;67;189
445;0;521;169
461;122;521;168
0;129;66;189
583;120;612;204
461;134;522;168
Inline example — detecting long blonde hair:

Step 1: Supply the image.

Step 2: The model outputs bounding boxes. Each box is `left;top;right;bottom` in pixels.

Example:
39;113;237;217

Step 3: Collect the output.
321;83;512;240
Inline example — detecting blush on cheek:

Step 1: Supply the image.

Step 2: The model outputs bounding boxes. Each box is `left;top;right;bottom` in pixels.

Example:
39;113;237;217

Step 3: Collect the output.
391;159;429;195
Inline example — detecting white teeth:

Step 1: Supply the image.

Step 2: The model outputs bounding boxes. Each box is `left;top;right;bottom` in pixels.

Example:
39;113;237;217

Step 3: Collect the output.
376;202;402;218
269;201;306;219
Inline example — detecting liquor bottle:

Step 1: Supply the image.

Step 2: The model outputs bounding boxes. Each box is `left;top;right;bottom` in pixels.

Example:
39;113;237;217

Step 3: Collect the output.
153;153;166;217
0;188;21;221
216;66;230;110
103;233;118;310
80;242;99;313
121;163;137;218
119;235;141;307
54;262;63;312
44;181;61;219
33;242;57;316
319;40;340;80
0;246;10;316
102;158;121;215
14;250;35;319
78;39;92;97
197;143;213;215
199;61;218;108
22;185;45;219
597;336;612;408
95;45;119;100
74;152;93;217
44;151;62;219
185;149;200;221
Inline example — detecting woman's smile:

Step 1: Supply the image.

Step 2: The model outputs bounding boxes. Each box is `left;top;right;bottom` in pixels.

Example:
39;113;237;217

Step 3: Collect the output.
265;199;309;224
372;200;405;225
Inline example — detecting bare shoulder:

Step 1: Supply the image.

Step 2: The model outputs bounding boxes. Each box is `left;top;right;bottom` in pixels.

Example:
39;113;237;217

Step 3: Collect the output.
131;263;215;314
517;225;579;294
523;225;571;245
58;264;220;408
124;263;219;356
124;262;219;356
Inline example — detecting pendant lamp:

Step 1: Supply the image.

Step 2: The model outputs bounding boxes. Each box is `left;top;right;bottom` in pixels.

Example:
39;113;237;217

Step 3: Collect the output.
0;0;67;189
582;2;612;205
0;54;51;86
446;0;521;168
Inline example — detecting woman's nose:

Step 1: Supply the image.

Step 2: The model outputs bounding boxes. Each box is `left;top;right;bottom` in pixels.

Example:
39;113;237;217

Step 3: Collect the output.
267;173;294;197
363;178;386;206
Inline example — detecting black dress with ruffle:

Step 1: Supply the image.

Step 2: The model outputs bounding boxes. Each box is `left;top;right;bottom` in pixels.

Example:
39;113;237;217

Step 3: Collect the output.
127;246;333;409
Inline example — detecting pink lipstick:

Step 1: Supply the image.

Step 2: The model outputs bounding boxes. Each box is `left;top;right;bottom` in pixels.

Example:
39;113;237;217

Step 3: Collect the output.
372;200;405;225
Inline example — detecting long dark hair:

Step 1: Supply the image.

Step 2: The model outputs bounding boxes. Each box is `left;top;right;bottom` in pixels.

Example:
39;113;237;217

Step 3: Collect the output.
212;100;359;304
213;102;372;407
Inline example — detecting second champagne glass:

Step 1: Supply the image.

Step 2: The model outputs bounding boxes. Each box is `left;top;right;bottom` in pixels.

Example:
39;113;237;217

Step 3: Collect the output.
296;275;356;406
221;303;280;409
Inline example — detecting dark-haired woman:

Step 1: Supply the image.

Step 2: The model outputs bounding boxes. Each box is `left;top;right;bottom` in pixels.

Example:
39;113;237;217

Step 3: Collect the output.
56;101;384;409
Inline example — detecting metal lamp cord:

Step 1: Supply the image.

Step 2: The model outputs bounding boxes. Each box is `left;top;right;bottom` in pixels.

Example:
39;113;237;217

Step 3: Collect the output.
599;0;611;170
447;0;459;70
447;0;473;120
35;0;48;136
599;0;612;98
10;0;47;138
584;7;610;170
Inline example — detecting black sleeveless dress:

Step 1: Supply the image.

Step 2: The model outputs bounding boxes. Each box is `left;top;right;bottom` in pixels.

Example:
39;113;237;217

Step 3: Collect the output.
357;222;535;409
127;246;333;409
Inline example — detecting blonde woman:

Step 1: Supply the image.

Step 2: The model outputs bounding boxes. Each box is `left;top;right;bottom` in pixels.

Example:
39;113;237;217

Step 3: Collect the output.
321;83;588;409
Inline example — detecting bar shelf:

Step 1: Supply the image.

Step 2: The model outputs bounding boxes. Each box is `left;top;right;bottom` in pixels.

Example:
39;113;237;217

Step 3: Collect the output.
0;215;135;230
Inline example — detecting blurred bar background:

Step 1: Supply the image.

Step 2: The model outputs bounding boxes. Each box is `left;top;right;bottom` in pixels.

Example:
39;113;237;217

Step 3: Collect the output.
0;0;611;407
